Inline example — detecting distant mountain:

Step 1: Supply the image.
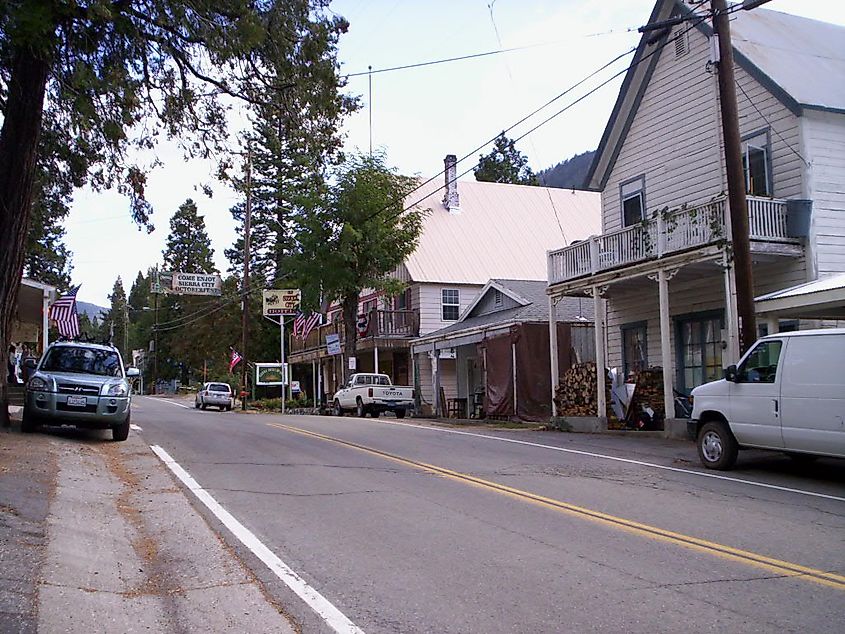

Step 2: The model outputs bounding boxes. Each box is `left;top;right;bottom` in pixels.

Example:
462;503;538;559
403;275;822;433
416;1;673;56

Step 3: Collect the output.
538;150;596;190
76;301;108;321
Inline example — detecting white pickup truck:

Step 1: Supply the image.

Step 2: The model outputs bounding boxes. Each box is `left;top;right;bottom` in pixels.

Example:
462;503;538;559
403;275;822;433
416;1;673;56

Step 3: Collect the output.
332;373;414;418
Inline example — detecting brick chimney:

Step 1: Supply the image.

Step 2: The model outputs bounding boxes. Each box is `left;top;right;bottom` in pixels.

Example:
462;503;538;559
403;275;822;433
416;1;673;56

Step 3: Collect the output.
442;154;460;213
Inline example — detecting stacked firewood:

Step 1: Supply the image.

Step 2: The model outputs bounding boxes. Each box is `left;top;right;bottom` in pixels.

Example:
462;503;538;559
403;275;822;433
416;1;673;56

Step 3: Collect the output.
554;362;601;416
625;367;665;426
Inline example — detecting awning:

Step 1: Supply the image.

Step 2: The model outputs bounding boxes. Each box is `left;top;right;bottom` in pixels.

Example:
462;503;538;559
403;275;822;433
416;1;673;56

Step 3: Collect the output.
755;273;845;320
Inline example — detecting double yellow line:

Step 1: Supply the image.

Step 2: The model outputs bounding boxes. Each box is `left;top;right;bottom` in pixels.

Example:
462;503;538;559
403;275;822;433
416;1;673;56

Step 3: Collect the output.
268;422;845;590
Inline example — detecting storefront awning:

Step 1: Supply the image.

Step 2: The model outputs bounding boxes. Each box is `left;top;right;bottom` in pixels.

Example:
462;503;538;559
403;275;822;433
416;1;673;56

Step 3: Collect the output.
755;273;845;320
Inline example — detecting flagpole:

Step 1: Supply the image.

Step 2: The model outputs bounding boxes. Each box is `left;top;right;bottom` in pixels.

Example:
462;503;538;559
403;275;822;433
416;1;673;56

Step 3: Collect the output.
280;316;286;415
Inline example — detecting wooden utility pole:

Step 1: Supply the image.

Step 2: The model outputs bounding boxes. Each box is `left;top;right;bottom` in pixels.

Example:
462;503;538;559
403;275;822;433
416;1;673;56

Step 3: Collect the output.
241;149;252;410
712;0;757;352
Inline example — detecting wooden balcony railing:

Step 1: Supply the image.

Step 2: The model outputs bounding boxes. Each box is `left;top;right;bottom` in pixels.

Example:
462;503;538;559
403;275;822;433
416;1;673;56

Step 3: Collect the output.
548;196;797;285
289;309;420;356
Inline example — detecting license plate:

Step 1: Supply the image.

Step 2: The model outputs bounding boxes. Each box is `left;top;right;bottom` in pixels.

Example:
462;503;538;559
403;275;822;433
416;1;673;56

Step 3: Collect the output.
66;395;87;407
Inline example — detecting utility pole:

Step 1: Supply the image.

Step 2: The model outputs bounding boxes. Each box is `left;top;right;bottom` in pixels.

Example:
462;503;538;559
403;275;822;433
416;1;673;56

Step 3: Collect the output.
153;282;159;395
241;148;253;410
712;0;757;352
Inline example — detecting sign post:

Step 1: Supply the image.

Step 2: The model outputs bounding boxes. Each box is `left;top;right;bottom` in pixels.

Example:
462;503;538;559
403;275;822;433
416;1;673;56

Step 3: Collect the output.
263;289;301;415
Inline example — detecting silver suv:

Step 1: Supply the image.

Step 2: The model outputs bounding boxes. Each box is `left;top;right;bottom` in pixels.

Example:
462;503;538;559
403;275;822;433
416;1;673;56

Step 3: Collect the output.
23;341;139;441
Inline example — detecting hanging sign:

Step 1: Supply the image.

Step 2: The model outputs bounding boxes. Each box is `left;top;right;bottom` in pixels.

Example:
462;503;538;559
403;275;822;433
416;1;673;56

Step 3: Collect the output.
326;333;341;355
263;289;301;316
356;313;370;335
154;271;222;296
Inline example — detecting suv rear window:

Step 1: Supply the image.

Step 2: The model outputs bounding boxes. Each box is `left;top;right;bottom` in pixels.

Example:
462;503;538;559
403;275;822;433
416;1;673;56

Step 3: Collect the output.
42;346;122;377
208;383;231;393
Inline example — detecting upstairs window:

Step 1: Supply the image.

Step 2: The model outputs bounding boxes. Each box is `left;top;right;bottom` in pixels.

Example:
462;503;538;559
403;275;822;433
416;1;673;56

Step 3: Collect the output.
620;176;645;227
742;130;771;196
442;289;460;321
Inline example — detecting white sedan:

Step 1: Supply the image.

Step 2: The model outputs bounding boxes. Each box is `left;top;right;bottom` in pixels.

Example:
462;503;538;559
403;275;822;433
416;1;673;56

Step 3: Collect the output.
195;382;234;411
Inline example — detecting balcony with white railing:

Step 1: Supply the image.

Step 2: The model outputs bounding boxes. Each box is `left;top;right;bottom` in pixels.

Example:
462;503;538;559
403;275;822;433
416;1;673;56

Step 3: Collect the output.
548;196;798;286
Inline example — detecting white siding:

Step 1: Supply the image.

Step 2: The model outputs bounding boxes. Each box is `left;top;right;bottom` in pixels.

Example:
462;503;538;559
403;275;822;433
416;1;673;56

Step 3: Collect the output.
602;24;805;232
804;110;845;276
417;283;483;336
605;260;811;374
413;352;457;415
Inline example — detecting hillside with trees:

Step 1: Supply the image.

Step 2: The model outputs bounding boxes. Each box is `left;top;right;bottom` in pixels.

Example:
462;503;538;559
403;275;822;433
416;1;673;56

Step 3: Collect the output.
537;150;596;190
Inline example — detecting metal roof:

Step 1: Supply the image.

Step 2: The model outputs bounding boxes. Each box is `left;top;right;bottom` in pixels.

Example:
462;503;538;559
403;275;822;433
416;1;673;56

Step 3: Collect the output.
404;179;600;285
414;279;593;344
755;273;845;320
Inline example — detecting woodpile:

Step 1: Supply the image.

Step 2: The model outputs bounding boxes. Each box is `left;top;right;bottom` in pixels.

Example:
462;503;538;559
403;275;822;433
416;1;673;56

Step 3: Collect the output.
554;362;606;417
623;367;665;429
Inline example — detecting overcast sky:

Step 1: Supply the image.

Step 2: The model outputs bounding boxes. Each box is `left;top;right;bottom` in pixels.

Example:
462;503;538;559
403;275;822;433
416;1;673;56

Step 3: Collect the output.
64;0;845;306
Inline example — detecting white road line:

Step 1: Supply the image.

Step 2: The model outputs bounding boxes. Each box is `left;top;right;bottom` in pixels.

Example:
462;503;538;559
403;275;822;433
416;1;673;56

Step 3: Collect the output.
368;420;845;503
130;424;143;431
149;445;364;634
142;396;191;409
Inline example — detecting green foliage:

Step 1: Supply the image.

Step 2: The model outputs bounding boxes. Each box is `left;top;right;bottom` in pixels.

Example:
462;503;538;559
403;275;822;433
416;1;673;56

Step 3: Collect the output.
99;277;128;357
474;133;539;186
162;199;216;273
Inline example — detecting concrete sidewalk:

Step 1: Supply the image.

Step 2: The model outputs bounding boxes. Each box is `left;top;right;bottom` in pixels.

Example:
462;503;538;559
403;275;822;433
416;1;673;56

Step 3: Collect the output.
0;411;297;634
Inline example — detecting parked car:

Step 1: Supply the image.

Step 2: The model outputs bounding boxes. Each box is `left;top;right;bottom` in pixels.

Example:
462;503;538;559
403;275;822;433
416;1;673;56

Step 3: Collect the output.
22;340;139;441
332;373;414;418
195;382;234;411
690;329;845;470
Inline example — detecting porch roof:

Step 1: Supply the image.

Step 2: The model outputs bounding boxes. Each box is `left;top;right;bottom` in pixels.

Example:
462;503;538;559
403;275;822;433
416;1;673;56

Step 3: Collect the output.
755;273;845;320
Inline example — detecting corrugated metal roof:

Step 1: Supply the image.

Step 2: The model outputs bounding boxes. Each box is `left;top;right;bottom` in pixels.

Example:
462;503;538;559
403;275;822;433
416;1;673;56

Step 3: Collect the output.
731;7;845;112
404;180;601;285
756;273;845;301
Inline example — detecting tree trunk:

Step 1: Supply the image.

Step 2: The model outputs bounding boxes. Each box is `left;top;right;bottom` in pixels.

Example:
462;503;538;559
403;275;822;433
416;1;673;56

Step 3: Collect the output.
0;49;50;427
341;293;359;384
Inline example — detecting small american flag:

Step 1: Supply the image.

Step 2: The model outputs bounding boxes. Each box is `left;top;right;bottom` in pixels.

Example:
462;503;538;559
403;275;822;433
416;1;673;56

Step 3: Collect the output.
228;348;243;374
293;311;321;340
48;285;81;338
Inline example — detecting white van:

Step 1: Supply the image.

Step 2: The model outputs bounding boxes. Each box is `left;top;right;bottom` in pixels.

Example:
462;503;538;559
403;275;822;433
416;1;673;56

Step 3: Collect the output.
690;328;845;470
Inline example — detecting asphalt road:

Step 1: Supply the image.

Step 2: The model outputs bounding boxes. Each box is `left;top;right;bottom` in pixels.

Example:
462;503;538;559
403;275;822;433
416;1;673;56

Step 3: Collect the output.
132;396;845;633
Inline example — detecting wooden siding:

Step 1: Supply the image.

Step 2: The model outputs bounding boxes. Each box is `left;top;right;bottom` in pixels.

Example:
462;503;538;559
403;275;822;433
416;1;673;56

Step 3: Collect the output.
413;351;457;413
417;283;483;336
601;23;805;236
605;259;810;371
470;288;522;317
804;110;845;276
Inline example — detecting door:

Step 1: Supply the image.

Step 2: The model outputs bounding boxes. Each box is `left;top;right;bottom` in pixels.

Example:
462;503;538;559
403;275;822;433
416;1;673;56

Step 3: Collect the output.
779;334;845;457
729;338;784;449
676;313;724;393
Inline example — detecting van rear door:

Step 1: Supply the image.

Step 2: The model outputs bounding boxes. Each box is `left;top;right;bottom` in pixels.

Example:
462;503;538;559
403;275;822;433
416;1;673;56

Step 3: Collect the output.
779;333;845;457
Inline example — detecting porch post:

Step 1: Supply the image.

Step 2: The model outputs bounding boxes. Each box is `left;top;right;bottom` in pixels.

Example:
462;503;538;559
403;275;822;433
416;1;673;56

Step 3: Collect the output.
42;289;51;353
722;250;741;363
593;287;606;419
433;353;441;417
374;346;379;373
548;295;559;418
766;315;779;335
658;269;674;422
511;341;518;418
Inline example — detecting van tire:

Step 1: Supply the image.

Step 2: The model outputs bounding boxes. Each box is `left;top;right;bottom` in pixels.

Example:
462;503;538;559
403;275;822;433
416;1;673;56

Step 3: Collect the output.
356;398;365;418
697;421;738;470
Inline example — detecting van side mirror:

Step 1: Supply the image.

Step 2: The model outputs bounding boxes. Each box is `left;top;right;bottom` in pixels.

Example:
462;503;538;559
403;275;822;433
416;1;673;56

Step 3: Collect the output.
24;358;36;370
724;364;738;382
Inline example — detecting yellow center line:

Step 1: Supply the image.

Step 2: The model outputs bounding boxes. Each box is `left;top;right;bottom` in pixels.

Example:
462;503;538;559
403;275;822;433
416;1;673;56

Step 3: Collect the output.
268;422;845;590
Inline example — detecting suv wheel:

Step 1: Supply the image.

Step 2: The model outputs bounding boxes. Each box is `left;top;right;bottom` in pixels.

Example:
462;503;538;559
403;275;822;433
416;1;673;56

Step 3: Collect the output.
697;421;738;470
21;409;37;434
113;414;130;442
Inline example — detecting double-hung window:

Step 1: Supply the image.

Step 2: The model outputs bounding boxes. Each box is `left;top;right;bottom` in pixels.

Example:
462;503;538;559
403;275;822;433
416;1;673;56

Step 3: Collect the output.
621;322;648;378
742;130;771;196
620;176;645;227
442;289;460;321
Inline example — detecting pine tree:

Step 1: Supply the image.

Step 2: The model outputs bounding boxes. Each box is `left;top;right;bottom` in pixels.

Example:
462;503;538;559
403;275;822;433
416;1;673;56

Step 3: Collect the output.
474;133;539;186
162;200;215;274
101;278;128;358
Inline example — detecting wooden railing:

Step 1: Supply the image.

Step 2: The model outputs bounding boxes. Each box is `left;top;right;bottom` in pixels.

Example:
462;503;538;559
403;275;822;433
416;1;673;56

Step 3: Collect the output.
548;196;795;285
289;309;420;355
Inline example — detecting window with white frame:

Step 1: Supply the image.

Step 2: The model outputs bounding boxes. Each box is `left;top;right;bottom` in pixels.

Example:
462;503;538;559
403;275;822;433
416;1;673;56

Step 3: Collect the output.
620;176;645;227
742;130;771;196
442;289;460;321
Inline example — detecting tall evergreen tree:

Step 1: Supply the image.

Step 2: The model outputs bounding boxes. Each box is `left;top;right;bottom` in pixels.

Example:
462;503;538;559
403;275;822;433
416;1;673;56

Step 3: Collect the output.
0;0;353;424
100;278;128;358
163;199;215;273
474;133;539;186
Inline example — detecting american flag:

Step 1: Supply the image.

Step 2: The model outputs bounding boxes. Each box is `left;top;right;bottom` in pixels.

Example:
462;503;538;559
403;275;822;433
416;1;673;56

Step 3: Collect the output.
293;311;321;340
48;285;81;338
228;348;243;374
